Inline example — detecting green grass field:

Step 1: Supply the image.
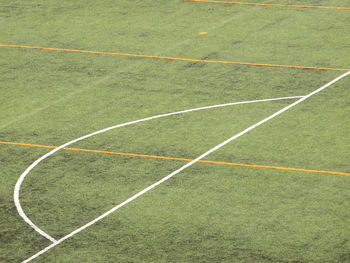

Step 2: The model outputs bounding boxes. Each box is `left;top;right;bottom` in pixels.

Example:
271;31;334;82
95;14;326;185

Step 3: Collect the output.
1;0;350;262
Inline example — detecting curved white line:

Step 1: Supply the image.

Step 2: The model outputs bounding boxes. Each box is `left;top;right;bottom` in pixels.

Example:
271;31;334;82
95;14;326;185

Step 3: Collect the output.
14;95;302;242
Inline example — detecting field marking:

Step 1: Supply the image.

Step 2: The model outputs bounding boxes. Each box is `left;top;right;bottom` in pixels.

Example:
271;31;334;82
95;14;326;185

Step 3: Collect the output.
0;12;256;131
13;96;301;243
184;0;350;10
2;140;350;177
22;71;350;262
0;36;203;131
1;44;350;72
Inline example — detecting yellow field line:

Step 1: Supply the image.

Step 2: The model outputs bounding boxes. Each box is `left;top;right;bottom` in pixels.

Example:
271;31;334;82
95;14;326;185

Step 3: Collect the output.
184;0;350;10
1;44;349;72
1;141;349;177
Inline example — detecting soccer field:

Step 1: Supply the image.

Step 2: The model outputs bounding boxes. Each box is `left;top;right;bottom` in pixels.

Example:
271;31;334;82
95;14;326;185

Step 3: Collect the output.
1;0;350;262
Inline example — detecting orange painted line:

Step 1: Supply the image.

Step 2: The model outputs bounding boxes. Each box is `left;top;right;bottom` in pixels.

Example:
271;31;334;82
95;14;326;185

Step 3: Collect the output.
0;141;58;149
184;0;350;10
1;141;350;177
1;44;349;72
65;147;194;162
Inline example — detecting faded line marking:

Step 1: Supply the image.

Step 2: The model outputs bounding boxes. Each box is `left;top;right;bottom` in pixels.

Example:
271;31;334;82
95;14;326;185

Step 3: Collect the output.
1;44;349;72
0;33;211;131
184;0;350;10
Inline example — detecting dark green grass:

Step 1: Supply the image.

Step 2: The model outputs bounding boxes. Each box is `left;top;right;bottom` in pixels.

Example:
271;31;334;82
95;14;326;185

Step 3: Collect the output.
1;0;350;262
0;146;52;262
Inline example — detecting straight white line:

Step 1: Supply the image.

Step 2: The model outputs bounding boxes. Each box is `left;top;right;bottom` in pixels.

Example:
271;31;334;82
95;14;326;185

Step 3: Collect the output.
22;71;350;262
14;95;300;244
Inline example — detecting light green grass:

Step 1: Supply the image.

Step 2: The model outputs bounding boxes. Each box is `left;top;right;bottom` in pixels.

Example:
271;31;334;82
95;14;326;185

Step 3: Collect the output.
1;0;350;262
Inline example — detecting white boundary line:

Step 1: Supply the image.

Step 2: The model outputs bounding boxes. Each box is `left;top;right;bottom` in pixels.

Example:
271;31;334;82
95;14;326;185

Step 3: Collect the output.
21;70;350;263
14;96;301;243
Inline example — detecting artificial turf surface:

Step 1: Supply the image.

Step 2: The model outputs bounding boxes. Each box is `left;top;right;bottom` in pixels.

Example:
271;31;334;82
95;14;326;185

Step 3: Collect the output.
1;0;350;262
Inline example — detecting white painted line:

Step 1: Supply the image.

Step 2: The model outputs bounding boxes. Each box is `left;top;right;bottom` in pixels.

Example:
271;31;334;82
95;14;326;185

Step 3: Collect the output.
14;95;300;244
21;70;350;263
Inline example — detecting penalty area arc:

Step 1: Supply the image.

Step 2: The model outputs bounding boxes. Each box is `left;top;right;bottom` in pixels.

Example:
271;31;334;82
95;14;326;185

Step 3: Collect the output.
14;95;302;244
